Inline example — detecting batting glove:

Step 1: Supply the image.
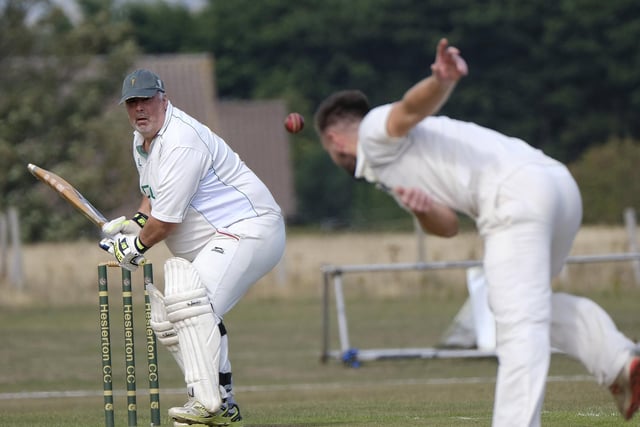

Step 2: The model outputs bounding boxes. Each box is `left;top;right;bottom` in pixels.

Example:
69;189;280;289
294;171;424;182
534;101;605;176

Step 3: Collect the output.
99;237;115;254
102;212;148;238
113;233;149;272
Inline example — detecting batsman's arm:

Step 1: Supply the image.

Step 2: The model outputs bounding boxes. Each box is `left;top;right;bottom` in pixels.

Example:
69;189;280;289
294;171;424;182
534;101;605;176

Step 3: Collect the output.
138;216;177;249
136;197;151;218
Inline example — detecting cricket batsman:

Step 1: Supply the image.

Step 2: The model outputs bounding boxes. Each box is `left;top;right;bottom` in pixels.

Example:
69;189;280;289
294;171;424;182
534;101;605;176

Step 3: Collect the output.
103;69;285;426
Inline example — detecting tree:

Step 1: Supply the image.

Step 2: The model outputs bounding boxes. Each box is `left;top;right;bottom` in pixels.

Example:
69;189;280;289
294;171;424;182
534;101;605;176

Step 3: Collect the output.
94;0;640;225
121;1;200;53
0;0;138;241
570;138;640;224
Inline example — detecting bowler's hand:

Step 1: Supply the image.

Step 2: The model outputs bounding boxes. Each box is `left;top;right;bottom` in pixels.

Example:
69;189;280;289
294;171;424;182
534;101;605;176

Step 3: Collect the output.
431;38;468;83
395;186;434;214
395;186;459;238
113;233;148;272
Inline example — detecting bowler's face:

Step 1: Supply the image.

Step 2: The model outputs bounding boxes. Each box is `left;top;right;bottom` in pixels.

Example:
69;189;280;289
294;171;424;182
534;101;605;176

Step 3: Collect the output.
321;132;357;176
125;92;168;141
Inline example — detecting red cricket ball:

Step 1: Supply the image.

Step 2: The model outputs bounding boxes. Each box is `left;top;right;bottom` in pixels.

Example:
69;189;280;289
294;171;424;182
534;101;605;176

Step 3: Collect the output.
284;112;305;134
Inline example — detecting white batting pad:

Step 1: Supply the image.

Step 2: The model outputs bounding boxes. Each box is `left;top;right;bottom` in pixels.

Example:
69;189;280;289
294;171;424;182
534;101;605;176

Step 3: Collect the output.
164;257;222;412
146;283;183;371
164;257;206;294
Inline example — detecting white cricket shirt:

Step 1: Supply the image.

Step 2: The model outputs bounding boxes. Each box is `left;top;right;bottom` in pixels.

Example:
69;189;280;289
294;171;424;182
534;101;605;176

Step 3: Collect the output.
355;104;560;224
132;102;281;259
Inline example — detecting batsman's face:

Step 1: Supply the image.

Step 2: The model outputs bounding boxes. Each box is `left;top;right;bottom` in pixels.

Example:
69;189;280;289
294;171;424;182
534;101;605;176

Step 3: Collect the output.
125;93;168;140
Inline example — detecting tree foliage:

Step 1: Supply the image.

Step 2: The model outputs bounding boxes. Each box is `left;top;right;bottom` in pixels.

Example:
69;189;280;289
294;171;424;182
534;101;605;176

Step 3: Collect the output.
4;0;640;240
0;0;137;241
120;0;640;227
570;139;640;224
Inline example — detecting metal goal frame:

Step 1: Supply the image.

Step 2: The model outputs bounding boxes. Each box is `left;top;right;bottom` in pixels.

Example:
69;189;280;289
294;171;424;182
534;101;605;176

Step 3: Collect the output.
320;252;640;366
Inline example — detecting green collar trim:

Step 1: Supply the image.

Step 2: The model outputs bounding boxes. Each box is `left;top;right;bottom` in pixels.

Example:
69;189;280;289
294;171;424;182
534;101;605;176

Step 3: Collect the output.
136;144;148;158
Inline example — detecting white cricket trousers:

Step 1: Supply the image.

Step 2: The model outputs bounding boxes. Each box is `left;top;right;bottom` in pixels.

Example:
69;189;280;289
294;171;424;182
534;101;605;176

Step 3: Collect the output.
192;212;286;317
480;163;635;427
188;212;285;400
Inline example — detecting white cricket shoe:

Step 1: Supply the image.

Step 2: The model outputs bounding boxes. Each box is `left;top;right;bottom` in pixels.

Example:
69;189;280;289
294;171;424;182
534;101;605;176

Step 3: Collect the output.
169;398;243;426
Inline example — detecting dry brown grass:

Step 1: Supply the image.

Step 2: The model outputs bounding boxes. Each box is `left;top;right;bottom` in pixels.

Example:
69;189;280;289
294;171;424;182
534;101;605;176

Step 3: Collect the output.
0;225;637;307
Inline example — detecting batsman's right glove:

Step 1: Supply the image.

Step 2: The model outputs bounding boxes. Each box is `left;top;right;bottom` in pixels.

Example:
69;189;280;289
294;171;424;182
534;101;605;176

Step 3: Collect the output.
112;233;149;272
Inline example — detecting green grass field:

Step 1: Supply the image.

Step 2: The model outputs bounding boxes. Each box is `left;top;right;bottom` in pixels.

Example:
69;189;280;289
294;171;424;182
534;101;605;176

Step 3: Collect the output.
0;275;638;426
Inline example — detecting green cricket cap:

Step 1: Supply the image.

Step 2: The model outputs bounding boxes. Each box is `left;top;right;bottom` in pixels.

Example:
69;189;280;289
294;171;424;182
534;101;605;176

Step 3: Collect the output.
120;69;165;104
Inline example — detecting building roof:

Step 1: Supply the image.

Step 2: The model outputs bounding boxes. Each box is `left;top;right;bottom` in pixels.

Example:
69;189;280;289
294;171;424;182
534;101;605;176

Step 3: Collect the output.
131;54;296;218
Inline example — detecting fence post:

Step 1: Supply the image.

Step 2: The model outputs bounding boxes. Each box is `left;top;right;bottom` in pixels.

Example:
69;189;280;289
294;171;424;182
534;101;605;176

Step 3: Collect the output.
7;207;24;290
414;217;426;263
623;207;640;286
0;212;6;280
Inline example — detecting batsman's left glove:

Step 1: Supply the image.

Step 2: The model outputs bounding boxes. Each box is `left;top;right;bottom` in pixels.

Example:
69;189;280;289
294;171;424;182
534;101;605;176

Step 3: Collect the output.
112;233;149;272
102;212;148;238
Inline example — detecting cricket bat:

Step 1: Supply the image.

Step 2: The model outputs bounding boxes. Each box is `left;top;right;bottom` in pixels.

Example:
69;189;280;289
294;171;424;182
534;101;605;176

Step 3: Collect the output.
27;163;107;228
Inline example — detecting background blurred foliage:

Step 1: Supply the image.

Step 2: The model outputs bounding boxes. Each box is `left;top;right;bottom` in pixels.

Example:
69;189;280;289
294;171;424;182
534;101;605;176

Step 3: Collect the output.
2;0;640;241
0;0;137;241
570;138;640;224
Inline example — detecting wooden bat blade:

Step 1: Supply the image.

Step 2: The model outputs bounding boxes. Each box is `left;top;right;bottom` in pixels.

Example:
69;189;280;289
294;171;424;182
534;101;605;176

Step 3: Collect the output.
28;163;107;227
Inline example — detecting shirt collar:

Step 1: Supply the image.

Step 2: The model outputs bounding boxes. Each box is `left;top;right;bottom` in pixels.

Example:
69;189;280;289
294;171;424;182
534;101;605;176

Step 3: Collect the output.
133;101;173;154
354;140;378;183
157;101;173;137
